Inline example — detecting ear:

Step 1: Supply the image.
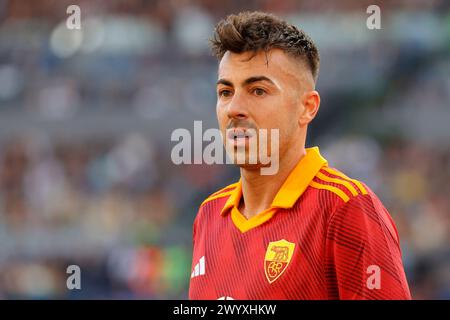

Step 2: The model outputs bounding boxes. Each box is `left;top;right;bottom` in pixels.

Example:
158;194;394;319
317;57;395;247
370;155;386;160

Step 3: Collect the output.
299;90;320;127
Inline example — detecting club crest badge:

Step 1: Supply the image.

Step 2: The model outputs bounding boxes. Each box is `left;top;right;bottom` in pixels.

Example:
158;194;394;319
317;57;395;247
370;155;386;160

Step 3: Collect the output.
264;239;295;284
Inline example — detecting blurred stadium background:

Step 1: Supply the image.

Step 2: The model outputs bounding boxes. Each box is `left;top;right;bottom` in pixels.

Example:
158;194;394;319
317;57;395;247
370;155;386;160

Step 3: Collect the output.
0;0;448;299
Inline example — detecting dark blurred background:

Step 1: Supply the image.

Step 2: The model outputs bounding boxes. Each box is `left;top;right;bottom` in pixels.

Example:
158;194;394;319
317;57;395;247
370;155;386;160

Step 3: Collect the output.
0;0;448;299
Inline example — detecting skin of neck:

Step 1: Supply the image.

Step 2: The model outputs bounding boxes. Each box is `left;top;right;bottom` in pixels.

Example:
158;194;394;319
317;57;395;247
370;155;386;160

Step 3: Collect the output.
238;129;307;219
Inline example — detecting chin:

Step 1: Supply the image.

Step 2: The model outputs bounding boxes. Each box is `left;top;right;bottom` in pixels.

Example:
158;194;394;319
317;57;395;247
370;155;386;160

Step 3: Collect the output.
235;163;263;170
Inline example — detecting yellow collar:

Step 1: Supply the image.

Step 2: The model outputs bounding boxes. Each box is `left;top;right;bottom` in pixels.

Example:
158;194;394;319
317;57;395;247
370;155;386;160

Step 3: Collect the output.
220;147;328;216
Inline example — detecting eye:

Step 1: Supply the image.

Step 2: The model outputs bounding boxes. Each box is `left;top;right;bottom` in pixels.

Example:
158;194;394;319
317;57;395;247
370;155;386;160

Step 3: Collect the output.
218;89;233;98
252;88;266;96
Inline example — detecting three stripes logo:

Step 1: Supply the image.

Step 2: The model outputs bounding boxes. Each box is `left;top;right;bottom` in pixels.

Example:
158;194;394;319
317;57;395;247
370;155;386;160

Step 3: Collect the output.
309;167;368;203
191;256;205;278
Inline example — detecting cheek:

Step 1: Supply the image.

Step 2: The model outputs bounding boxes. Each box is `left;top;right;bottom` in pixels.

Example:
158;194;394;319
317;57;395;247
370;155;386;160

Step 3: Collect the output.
216;101;223;117
216;103;227;129
266;97;296;127
276;102;300;139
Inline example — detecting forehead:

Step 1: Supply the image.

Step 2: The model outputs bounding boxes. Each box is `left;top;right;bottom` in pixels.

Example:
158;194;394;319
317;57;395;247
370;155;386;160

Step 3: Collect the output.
218;49;302;86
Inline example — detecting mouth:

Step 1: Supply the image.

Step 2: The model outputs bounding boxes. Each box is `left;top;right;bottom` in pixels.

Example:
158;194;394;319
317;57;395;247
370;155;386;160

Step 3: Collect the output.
226;128;254;141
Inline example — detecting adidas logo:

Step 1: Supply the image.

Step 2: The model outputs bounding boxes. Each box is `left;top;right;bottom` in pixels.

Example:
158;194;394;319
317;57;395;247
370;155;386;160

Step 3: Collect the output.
191;256;205;278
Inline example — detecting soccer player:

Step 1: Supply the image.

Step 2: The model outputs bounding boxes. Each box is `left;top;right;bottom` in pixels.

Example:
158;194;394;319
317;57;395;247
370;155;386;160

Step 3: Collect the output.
189;11;411;300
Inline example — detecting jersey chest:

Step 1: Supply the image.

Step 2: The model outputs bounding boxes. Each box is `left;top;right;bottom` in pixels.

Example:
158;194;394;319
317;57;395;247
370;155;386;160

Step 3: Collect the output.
190;206;330;299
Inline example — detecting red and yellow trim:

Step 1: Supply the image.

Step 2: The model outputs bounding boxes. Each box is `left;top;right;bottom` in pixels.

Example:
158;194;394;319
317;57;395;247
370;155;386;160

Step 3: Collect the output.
271;146;328;209
308;167;368;202
230;207;277;233
315;171;358;197
202;148;368;233
220;147;328;233
209;182;239;198
309;180;350;202
200;183;238;207
321;167;368;195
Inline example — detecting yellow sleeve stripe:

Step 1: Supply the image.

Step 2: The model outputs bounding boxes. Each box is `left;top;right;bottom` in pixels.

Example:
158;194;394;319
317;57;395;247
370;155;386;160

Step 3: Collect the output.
316;172;359;196
322;167;368;195
209;183;239;197
200;190;234;207
309;181;350;202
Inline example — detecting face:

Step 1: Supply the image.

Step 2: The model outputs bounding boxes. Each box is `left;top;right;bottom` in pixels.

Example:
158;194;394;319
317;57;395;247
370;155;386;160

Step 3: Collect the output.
216;48;319;170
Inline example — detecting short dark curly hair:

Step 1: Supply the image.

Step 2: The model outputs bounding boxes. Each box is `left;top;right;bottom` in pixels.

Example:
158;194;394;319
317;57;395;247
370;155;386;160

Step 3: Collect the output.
210;11;320;82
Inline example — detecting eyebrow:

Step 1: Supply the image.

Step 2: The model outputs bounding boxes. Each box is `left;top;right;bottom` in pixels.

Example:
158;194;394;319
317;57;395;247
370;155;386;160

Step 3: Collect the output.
216;76;276;87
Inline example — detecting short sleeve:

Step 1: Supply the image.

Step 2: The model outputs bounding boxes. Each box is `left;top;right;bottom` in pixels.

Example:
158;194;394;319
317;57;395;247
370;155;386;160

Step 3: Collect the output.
325;191;411;300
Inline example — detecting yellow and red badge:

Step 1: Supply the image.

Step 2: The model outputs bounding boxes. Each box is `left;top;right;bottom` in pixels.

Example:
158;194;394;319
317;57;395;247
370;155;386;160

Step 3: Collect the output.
264;239;296;284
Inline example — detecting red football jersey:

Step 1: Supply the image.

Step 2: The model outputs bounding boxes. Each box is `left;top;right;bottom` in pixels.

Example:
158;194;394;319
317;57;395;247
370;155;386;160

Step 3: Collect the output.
189;147;411;300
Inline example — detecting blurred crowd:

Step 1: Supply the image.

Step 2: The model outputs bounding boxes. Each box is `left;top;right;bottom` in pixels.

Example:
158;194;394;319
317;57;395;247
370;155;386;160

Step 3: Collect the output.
0;0;449;299
0;133;232;298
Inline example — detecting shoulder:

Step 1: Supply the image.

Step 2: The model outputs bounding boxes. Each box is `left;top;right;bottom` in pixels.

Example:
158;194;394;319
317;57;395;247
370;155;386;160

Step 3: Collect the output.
199;182;238;208
309;166;369;204
306;166;371;221
311;167;400;244
193;182;238;232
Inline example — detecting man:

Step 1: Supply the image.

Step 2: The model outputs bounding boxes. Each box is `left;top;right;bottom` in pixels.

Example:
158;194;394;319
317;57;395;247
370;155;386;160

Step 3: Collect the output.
189;11;411;300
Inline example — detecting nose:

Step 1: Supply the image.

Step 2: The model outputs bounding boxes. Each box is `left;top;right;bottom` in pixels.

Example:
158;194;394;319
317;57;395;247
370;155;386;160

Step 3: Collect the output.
226;92;248;120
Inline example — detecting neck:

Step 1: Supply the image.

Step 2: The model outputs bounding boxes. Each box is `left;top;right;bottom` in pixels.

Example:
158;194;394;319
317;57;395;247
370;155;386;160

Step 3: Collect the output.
239;145;306;219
